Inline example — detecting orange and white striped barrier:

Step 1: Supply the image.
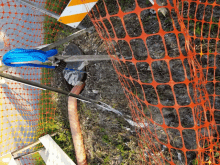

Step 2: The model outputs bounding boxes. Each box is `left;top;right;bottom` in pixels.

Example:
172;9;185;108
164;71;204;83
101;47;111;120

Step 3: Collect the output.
17;0;98;29
58;0;98;28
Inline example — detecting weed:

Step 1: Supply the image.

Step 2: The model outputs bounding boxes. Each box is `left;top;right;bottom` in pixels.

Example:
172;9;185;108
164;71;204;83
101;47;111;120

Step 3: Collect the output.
103;155;110;164
211;24;217;31
216;76;220;81
215;152;220;158
117;144;126;156
102;134;111;144
80;102;92;118
120;0;133;11
100;127;106;132
195;22;201;36
192;158;198;165
143;107;151;117
212;17;218;23
137;92;142;98
146;15;150;21
133;90;137;95
32;152;46;165
178;2;182;10
112;103;117;109
61;30;72;36
165;18;172;24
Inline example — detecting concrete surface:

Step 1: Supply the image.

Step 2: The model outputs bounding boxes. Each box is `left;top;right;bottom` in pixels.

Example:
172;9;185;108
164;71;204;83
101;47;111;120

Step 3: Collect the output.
0;0;47;164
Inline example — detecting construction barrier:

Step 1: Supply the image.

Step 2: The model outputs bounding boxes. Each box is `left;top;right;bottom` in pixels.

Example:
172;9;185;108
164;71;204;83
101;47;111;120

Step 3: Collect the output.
0;0;62;164
88;0;220;164
1;0;220;164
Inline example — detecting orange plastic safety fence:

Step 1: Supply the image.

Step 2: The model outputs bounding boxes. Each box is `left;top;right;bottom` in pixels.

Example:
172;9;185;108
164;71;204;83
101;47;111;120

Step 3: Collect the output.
1;0;220;164
0;0;65;164
88;0;220;164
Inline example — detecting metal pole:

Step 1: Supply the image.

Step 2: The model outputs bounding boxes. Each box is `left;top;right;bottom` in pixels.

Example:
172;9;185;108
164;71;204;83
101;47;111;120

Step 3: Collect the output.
11;132;57;157
48;55;111;62
14;149;45;160
0;72;100;105
40;26;94;52
11;54;111;64
18;0;60;19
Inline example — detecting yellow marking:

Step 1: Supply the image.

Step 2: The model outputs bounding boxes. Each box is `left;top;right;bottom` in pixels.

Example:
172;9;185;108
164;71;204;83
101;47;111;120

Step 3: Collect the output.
59;12;88;24
68;0;97;7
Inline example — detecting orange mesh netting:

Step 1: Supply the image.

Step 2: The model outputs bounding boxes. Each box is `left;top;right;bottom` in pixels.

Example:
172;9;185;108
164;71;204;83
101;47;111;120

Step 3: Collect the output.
88;0;220;164
0;0;67;164
1;0;220;164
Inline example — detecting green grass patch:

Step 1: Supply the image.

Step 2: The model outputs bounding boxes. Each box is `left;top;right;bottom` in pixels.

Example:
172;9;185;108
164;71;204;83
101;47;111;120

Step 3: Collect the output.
31;0;79;162
38;67;56;134
43;0;70;44
192;158;198;165
32;152;46;165
33;67;76;163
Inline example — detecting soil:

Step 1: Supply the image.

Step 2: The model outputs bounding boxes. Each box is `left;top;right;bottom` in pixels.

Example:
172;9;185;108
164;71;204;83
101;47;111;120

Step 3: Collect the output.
51;16;144;164
51;0;220;164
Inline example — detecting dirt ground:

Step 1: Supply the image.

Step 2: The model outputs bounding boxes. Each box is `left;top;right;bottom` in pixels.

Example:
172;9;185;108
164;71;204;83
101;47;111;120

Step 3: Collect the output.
50;17;145;164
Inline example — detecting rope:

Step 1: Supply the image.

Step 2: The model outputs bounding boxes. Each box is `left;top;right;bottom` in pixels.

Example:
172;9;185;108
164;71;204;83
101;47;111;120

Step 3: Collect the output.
2;48;86;73
3;48;57;68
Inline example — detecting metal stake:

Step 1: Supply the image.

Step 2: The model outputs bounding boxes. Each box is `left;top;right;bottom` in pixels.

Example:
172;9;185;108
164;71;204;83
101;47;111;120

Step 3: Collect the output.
40;27;94;52
18;0;59;19
11;132;57;157
0;72;100;105
11;55;111;65
48;54;111;63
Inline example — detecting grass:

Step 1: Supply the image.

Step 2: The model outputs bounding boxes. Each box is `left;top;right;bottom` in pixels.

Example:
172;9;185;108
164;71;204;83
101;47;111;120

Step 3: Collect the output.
146;0;150;5
33;66;77;164
195;22;202;36
192;158;198;165
43;0;73;49
119;0;133;11
32;152;46;165
31;0;80;163
78;102;144;164
43;0;67;44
